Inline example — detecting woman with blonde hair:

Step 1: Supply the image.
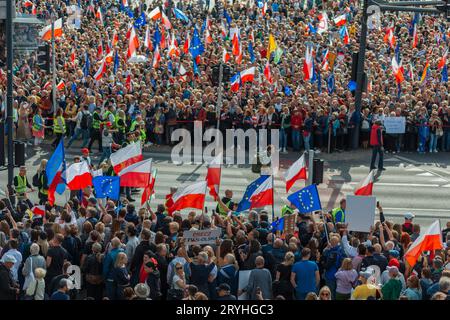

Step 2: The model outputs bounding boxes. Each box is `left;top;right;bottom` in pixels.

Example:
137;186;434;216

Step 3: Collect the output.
25;268;47;300
335;258;358;300
274;251;295;300
112;252;130;300
319;286;332;300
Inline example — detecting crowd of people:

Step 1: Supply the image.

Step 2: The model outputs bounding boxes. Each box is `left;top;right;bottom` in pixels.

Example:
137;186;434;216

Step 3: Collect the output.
0;0;450;301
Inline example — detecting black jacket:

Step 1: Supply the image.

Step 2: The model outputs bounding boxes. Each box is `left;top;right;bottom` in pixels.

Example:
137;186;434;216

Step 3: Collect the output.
130;241;156;273
0;263;16;300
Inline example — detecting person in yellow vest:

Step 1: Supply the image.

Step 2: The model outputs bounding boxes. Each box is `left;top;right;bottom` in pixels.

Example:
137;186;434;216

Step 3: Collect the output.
31;108;46;147
14;166;34;205
139;122;147;145
115;110;127;144
216;190;234;217
331;199;346;223
52;107;66;149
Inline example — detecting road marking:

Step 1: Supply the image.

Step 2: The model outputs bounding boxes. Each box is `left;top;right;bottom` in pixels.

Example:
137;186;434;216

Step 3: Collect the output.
443;184;450;188
395;155;450;183
384;158;401;162
383;207;450;213
345;182;440;187
394;155;422;166
416;172;434;177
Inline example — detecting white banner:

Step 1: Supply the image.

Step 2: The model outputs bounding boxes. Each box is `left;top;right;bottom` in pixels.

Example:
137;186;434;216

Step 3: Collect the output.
346;195;377;233
383;117;406;134
183;228;221;246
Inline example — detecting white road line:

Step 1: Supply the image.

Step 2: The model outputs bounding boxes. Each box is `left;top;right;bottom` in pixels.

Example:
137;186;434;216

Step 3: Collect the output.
395;155;450;183
383;207;450;212
344;182;440;187
416;172;434;177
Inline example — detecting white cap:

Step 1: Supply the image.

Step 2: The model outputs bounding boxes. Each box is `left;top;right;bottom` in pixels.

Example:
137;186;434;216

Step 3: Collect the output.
404;212;415;220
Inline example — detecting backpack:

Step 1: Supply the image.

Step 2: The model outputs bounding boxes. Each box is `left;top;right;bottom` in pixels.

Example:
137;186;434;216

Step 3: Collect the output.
80;112;92;129
32;173;41;188
323;249;343;271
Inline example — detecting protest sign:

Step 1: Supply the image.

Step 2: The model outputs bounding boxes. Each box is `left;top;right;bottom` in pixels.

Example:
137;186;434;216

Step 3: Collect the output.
238;270;251;300
283;214;296;235
346;195;377;232
183;228;221;246
384;117;406;134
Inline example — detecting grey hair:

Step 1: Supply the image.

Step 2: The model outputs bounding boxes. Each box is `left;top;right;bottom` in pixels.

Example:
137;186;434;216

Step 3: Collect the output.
439;277;450;293
30;243;40;256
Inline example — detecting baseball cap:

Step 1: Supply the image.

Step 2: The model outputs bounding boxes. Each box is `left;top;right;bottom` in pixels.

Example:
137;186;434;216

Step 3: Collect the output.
404;212;415;220
388;258;400;268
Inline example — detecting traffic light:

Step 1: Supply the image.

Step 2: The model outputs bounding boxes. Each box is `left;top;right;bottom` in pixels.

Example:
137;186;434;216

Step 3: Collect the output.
36;44;50;73
312;158;324;185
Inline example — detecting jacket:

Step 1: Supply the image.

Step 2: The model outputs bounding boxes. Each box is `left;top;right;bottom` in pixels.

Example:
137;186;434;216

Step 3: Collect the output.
102;248;125;280
0;263;17;300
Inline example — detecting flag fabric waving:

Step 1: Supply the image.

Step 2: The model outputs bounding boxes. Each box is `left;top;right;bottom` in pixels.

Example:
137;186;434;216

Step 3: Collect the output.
93;176;120;200
189;28;205;59
236;175;272;212
240;67;255;83
169;180;207;212
118;158;152;187
66;161;92;190
285;153;307;192
287;184;322;214
46;140;66;205
205;153;222;201
173;8;189;22
354;170;375;196
141;168;157;205
110;141;143;174
40;18;63;41
404;220;443;267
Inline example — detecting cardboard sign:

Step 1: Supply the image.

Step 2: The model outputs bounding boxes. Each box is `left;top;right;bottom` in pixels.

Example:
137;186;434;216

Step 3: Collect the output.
346;195;376;233
383;117;406;134
283;214;296;235
183;228;221;246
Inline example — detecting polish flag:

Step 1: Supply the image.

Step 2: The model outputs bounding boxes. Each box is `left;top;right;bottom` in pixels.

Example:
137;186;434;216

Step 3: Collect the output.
262;1;268;16
96;7;103;25
66;161;93;190
31;3;37;15
127;27;139;59
148;7;162;20
232;34;240;56
354;170;374;196
168;36;180;57
220;22;227;39
179;63;187;82
153;46;161;68
122;0;128;7
112;31;119;47
70;51;76;66
384;27;396;48
240;67;255;83
321;49;330;71
31;205;46;217
205;153;222;201
110;141;143;174
144;25;153;50
303;46;314;81
249;30;254;43
97;41;103;58
43;81;52;90
93;59;107;81
161;11;172;29
222;48;230;63
285;153;307;192
40;18;63;41
412;23;418;48
249;176;273;209
57;80;65;90
118;159;152;187
263;61;273;84
438;48;448;69
405;220;443;267
183;35;190;54
23;0;33;7
391;56;404;84
169;180;207;212
125;74;132;92
141;168;157;205
205;29;213;45
317;12;328;34
333;14;346;26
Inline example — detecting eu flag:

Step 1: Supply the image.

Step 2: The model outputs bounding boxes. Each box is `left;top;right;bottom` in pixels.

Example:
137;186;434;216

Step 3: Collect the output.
287;184;322;214
248;42;255;63
93;176;120;200
134;12;147;29
83;53;90;78
327;73;335;94
153;27;161;50
236;175;271;212
189;28;205;59
223;9;232;27
270;217;285;232
113;51;119;75
442;64;448;83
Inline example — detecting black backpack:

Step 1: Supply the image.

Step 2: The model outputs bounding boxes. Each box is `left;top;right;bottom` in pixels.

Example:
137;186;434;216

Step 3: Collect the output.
80;112;92;129
32;173;41;188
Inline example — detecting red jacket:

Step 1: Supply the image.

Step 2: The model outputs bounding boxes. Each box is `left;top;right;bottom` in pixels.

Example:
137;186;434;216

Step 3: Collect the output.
290;113;303;130
370;124;383;146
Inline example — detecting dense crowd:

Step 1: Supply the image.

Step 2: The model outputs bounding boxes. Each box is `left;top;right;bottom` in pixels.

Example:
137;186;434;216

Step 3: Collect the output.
0;0;450;301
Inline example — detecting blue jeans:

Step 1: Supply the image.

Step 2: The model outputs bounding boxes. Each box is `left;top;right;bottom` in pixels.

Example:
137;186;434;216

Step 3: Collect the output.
303;132;311;151
418;134;427;152
429;133;438;152
292;130;302;151
280;128;287;149
105;279;116;300
67;128;89;148
444;131;450;151
98;146;111;165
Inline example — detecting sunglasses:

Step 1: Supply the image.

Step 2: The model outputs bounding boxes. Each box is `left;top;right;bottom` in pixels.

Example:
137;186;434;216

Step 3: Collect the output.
321;293;330;296
176;267;183;270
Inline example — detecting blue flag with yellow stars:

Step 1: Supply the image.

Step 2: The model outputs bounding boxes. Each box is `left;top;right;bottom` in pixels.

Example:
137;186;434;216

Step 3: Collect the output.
287;184;322;214
93;176;120;200
189;28;205;59
236;175;271;212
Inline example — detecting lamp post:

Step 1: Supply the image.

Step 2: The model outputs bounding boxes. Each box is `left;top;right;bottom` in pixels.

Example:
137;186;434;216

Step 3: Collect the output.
6;0;14;187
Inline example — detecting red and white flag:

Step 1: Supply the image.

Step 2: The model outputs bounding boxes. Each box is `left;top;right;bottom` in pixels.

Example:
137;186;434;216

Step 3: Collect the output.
285;153;307;192
438;48;448;69
148;7;162;20
110;141;143;174
119;159;152;187
141;168;157;205
153;46;161;68
66;161;92;190
112;31;119;47
183;35;190;54
93;59;107;81
412;23;418;48
262;2;268;16
169;181;207;212
222;48;230;63
144;25;153;50
31;3;37;15
168;35;179;57
205;153;222;201
205;29;213;45
240;67;255;83
179;63;187;82
127;27;139;59
57;80;65;90
96;7;103;25
161;10;172;29
391;56;404;84
405;220;443;267
40;18;63;41
303;46;314;81
23;0;33;7
333;14;346;26
232;34;240;56
263;61;273;84
250;176;273;210
31;205;46;217
97;41;103;58
384;26;396;48
354;170;374;196
70;51;76;67
317;12;329;34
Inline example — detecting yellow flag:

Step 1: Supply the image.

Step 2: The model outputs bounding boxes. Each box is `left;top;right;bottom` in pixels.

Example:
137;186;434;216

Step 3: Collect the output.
267;34;277;59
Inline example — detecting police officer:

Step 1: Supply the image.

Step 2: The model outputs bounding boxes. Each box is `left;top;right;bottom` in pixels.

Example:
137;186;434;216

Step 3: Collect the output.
88;107;103;152
52;107;66;149
330;199;346;223
216;190;234;217
36;159;49;205
14;166;34;207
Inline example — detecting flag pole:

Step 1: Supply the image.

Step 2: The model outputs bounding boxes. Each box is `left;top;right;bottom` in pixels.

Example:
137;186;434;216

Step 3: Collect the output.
271;166;275;223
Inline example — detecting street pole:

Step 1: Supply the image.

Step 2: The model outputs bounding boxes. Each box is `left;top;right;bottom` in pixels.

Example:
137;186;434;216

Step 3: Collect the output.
215;62;223;156
307;150;314;186
6;0;14;187
51;16;57;114
352;0;369;150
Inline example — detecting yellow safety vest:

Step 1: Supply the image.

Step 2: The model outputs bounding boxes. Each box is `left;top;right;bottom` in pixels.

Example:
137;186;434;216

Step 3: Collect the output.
53;116;66;134
16;175;27;194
